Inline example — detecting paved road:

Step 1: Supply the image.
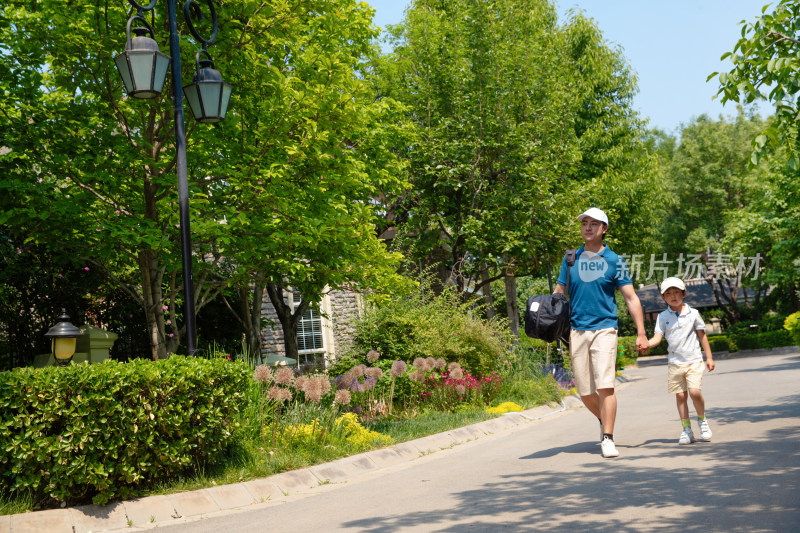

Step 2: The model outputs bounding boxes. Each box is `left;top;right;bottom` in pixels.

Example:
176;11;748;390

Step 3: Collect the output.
157;353;800;533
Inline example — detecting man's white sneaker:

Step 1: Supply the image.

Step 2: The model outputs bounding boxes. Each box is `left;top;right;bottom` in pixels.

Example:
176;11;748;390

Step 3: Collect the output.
678;427;695;445
699;419;712;441
601;436;619;458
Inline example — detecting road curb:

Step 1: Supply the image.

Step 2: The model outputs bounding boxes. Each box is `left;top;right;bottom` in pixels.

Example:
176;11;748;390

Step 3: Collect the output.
5;376;622;533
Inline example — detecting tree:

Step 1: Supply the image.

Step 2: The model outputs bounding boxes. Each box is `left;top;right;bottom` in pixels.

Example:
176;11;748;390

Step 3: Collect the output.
0;0;412;361
712;0;800;310
374;1;662;335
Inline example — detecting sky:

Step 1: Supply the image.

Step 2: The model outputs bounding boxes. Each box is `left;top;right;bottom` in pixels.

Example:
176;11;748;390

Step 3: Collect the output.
364;0;771;135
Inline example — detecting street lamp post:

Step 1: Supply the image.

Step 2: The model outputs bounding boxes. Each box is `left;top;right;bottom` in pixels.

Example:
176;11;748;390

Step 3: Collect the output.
113;0;231;355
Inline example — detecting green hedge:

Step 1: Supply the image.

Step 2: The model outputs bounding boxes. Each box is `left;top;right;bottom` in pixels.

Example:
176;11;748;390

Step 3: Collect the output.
0;356;248;506
729;330;794;351
707;335;738;353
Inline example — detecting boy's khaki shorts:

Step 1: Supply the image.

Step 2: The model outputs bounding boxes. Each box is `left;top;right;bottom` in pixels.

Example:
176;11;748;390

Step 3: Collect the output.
667;361;705;393
569;328;618;396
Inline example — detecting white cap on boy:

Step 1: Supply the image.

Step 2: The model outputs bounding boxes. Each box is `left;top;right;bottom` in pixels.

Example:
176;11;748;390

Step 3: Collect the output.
660;277;686;294
577;207;609;225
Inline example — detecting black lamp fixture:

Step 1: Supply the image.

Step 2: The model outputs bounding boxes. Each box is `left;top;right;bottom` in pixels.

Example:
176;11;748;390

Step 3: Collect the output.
113;15;170;99
45;310;82;366
113;0;233;355
183;51;232;123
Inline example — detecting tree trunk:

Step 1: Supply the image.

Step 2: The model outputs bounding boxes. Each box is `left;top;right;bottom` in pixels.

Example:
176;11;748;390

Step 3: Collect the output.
504;260;520;337
480;263;497;320
238;282;264;361
139;249;167;360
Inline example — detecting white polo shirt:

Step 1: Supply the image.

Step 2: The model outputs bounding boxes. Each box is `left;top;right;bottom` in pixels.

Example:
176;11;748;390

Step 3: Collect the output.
654;304;706;365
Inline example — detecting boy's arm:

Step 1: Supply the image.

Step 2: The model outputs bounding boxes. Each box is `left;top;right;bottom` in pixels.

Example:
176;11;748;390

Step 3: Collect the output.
696;330;715;371
647;332;664;350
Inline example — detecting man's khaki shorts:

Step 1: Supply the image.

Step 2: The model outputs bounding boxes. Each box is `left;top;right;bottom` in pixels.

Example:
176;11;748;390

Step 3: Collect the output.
569;328;618;396
667;360;705;393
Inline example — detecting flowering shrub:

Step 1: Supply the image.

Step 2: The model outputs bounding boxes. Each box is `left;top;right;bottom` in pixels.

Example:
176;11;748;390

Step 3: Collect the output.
486;402;523;415
420;368;502;412
335;413;393;450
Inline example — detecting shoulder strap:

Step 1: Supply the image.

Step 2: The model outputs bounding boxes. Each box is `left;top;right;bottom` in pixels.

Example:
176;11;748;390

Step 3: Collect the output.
564;249;577;299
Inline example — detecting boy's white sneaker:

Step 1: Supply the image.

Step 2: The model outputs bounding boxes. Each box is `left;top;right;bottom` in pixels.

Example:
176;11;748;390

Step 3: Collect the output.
601;436;619;458
678;427;695;445
699;419;712;441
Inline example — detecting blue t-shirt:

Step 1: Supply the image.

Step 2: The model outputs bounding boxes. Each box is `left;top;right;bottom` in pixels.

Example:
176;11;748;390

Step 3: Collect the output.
556;244;633;331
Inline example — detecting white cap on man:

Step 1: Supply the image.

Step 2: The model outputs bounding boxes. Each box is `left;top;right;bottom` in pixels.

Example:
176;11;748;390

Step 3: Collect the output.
577;207;609;225
660;277;686;294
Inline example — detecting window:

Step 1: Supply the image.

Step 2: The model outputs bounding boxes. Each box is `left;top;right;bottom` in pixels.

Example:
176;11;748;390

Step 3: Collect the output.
297;307;323;352
292;292;326;366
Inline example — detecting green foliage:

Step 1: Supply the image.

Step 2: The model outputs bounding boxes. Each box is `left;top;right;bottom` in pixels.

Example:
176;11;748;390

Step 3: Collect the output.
0;357;248;506
785;312;800;344
338;287;513;376
730;330;793;350
707;335;739;353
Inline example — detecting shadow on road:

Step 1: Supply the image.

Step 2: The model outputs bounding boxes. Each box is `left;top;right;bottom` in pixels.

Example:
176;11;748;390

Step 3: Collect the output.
342;396;800;533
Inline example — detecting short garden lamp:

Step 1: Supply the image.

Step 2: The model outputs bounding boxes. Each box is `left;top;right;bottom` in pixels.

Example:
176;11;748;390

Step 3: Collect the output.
45;310;82;366
183;51;232;123
113;16;170;99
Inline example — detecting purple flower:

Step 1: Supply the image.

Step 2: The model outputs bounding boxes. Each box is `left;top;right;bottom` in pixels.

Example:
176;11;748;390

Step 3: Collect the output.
84;267;90;271
169;333;174;338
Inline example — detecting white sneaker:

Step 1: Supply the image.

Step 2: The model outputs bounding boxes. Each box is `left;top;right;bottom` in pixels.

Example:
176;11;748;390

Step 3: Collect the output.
601;436;619;458
678;427;695;445
699;419;712;441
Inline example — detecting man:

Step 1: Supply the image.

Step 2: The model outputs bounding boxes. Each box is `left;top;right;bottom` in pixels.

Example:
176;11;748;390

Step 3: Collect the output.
554;207;648;458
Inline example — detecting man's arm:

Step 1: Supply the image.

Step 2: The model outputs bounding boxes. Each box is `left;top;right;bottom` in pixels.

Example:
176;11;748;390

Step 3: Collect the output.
553;283;566;295
619;284;648;354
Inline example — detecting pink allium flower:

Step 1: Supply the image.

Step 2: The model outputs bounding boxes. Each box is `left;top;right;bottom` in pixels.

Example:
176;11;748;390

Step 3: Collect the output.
409;369;426;383
435;358;446;370
294;375;309;392
363;377;377;390
424;357;436;371
267;386;292;403
390;360;407;378
334;389;351;406
366;350;380;363
449;367;464;380
253;365;272;384
448;361;461;372
350;364;366;378
413;357;425;369
274;367;294;386
455;384;466;395
306;389;323;403
365;367;383;380
312;376;331;395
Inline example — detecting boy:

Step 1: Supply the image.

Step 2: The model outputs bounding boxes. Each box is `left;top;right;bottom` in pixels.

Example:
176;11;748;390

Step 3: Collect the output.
646;277;715;444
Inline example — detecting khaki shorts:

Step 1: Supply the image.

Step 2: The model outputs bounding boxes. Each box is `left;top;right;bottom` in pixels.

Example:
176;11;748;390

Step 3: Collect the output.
569;328;618;396
667;361;705;393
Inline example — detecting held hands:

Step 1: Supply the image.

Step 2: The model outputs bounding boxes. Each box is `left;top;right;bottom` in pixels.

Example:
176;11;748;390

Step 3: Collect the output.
635;333;649;354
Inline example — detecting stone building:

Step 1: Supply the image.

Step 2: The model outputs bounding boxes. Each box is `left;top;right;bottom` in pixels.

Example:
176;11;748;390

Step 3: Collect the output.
260;287;364;367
